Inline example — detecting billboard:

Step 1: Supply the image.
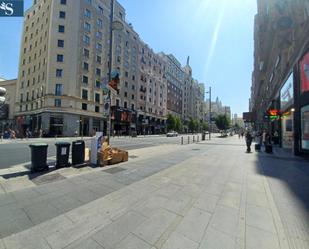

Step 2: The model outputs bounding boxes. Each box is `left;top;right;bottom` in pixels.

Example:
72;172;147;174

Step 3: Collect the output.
301;105;309;150
300;52;309;93
280;72;294;111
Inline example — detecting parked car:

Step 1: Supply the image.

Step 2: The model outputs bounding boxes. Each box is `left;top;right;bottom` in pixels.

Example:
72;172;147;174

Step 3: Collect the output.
166;131;178;137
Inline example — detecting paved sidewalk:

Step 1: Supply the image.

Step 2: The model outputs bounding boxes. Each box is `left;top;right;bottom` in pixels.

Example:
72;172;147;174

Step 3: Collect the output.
0;136;308;249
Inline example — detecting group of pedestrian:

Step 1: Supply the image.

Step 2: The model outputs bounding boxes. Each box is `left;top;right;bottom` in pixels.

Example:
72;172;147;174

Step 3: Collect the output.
244;129;276;153
1;128;44;139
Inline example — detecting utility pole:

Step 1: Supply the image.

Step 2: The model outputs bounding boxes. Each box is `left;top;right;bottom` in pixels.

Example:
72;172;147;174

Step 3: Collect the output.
106;0;114;143
209;87;211;140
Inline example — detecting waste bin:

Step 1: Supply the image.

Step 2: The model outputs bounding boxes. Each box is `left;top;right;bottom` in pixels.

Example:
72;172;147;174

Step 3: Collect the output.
202;133;206;141
55;142;71;168
29;143;49;173
72;140;85;165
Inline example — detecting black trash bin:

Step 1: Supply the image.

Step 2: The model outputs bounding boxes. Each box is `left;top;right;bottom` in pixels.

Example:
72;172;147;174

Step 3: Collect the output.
202;133;206;141
29;143;49;173
55;142;71;168
72;140;85;166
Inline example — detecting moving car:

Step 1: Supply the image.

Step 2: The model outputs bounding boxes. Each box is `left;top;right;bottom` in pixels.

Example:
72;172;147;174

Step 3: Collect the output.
166;131;178;137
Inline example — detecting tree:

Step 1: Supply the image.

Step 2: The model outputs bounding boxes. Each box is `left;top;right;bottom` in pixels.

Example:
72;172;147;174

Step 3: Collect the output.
202;122;209;131
167;114;176;131
215;114;230;131
188;118;195;133
175;116;183;132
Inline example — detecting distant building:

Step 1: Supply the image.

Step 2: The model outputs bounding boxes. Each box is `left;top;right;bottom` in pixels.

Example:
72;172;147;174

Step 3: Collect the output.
0;79;17;132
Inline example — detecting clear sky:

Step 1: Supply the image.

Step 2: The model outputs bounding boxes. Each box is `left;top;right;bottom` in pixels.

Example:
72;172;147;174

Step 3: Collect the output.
0;0;257;116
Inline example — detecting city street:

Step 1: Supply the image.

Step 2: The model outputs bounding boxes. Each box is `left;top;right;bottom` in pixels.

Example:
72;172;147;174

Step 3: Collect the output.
0;136;308;249
0;135;188;169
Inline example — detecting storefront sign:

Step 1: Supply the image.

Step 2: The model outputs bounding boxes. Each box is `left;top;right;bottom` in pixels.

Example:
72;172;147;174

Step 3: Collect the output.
301;105;309;150
280;73;294;111
300;52;309;93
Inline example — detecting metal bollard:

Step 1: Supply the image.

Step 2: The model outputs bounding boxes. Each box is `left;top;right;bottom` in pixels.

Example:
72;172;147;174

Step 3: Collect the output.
188;136;190;144
197;136;199;142
181;136;183;145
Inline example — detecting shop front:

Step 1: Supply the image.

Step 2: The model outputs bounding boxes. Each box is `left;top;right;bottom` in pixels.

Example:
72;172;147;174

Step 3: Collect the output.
280;72;294;151
111;107;136;136
298;51;309;154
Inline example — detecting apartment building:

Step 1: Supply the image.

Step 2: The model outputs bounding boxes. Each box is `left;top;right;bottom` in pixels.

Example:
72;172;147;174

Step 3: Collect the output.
251;0;309;155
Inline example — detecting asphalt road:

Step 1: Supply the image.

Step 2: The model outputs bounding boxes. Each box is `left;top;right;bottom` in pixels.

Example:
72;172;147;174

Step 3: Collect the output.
0;135;194;169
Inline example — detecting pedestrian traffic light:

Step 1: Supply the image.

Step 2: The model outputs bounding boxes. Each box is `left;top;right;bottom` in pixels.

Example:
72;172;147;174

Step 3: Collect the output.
108;70;120;91
0;87;6;106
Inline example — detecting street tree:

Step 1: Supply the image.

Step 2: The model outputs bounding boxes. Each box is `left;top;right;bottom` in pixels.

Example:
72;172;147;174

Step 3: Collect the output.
167;113;176;131
215;114;230;131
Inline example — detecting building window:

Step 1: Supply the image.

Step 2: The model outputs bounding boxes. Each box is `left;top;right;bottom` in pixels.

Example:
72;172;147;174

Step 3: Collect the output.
58;25;65;33
57;54;64;62
55;84;62;96
95;80;100;88
96;31;102;39
56;69;63;77
132;75;135;81
82;103;87;110
95;105;99;112
96;55;101;63
125;71;128;77
95;93;100;103
58;39;64;47
60;0;66;4
124;101;127;108
131;104;134;110
83;48;89;58
96;43;102;51
124;92;127;97
132;85;135;90
86;0;92;4
97;19;103;28
82;75;88;84
132;94;134;100
125;81;128;87
83;62;89;71
84;9;91;18
116;99;120;107
83;35;90;45
84;22;91;32
59;11;65;19
55;99;61;107
96;68;101;76
82;89;88;100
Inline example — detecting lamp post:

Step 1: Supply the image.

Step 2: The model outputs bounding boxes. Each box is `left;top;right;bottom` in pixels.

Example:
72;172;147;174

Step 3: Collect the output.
205;87;211;140
106;0;124;143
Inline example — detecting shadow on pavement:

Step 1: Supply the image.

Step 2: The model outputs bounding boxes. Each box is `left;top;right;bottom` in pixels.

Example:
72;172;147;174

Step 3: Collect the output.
255;149;309;211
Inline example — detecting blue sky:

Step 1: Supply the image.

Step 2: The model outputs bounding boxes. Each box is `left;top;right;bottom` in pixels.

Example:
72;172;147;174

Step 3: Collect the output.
0;0;257;116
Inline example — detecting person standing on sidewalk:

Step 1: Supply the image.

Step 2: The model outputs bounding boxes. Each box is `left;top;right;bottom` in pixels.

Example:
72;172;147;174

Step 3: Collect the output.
245;131;253;153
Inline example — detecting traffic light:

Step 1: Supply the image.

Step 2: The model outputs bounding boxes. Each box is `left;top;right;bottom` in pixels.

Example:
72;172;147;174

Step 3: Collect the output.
108;70;120;91
0;87;6;106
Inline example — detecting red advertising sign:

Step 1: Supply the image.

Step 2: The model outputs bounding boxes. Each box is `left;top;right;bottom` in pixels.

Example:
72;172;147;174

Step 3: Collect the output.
300;52;309;93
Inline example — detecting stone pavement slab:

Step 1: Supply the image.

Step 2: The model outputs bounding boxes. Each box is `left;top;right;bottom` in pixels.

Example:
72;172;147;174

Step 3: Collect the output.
0;136;308;249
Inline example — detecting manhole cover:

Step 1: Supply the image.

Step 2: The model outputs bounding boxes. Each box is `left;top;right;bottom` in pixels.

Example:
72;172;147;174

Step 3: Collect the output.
104;167;126;174
31;173;66;185
129;155;138;159
192;149;201;151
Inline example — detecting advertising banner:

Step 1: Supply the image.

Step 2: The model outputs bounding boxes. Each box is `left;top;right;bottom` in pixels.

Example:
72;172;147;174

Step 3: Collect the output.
301;105;309;150
280;73;294;111
300;52;309;93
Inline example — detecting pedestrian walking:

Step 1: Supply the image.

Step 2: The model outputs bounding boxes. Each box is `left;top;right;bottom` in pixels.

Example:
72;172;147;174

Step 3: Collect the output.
245;131;253;153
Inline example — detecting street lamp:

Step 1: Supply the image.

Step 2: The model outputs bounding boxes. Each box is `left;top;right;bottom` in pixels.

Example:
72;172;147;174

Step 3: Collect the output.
106;0;124;143
205;86;212;140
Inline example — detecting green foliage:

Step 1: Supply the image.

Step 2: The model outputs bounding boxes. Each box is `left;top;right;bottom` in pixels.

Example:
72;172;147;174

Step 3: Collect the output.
175;116;182;132
215;114;230;131
202;122;209;131
167;113;176;131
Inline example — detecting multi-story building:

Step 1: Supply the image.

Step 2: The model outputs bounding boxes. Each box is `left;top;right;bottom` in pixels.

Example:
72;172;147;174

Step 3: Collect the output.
137;42;167;135
15;0;144;136
159;53;184;118
251;0;309;155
